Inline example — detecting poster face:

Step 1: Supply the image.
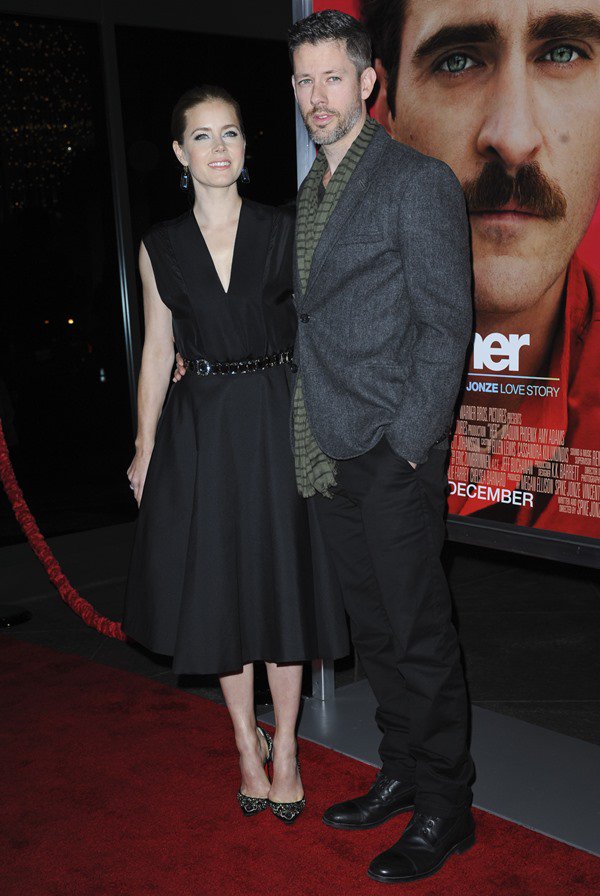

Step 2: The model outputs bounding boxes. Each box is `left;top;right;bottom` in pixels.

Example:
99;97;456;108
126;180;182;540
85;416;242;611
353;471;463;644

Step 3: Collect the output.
313;0;600;539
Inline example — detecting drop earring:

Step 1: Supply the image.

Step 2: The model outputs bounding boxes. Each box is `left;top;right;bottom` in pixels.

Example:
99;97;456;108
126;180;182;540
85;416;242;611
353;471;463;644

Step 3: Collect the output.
240;165;250;184
180;166;189;191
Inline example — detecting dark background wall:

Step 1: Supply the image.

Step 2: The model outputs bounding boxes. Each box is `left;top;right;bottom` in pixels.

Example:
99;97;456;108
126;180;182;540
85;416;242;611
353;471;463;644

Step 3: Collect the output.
0;0;292;39
0;1;297;545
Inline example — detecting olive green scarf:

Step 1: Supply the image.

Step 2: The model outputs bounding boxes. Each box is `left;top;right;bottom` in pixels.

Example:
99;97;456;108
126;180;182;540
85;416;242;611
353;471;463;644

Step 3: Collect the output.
293;117;379;498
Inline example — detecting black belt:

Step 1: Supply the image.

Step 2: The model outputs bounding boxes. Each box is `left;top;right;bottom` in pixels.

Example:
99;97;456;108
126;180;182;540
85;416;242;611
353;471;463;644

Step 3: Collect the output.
184;348;294;377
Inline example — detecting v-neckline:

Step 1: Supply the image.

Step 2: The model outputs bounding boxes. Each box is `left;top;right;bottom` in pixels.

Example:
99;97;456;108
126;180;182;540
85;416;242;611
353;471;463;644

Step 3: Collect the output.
192;200;244;296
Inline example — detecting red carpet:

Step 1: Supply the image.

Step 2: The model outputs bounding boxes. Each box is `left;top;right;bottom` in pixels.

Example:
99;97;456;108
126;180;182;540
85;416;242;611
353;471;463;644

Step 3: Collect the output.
1;638;599;896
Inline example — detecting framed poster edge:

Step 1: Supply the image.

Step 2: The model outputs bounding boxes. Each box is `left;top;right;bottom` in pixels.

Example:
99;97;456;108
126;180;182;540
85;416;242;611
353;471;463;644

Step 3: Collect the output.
447;517;600;569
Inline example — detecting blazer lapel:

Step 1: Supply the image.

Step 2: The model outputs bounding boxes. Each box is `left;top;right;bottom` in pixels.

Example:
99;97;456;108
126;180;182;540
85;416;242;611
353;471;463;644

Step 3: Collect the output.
303;128;389;303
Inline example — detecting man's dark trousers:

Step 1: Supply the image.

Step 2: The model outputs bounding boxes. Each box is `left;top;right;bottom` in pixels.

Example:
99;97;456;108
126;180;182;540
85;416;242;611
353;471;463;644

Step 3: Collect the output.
314;436;473;818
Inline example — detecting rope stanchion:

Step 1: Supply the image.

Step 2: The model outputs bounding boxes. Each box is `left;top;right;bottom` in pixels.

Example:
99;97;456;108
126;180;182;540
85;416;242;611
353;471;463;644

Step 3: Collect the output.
0;418;127;641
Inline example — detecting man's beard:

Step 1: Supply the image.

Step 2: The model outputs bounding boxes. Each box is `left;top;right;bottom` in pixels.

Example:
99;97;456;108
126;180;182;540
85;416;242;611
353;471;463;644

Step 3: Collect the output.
303;100;362;146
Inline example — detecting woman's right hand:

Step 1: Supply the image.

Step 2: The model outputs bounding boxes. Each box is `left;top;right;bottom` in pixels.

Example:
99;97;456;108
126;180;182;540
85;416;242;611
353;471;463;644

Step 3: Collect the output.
129;242;174;507
127;450;153;507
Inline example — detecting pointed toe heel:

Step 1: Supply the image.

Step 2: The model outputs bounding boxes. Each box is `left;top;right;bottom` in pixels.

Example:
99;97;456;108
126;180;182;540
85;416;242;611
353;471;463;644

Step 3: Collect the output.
237;792;269;816
268;751;305;824
236;726;274;817
269;795;306;824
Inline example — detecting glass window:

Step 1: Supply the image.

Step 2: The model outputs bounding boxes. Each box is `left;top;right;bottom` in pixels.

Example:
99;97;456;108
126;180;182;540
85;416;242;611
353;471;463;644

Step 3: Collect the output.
0;14;135;545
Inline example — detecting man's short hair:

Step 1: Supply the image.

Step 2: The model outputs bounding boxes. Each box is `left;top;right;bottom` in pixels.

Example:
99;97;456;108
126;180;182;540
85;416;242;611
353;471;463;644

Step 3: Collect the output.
288;9;372;75
360;0;407;117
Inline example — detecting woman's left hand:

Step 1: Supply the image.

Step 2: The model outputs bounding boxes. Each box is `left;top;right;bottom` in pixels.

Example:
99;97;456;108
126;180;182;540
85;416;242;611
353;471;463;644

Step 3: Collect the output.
173;352;187;383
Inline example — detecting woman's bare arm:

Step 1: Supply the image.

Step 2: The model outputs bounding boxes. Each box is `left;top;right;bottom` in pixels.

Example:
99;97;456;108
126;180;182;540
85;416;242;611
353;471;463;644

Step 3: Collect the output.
127;242;174;505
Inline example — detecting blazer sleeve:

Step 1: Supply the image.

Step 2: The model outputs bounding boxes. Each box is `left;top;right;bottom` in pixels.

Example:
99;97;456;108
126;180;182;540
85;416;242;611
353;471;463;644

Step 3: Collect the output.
386;159;473;464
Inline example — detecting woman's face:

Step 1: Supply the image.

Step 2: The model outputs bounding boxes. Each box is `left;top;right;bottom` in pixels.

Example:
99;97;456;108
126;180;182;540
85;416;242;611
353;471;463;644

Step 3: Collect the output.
173;99;245;189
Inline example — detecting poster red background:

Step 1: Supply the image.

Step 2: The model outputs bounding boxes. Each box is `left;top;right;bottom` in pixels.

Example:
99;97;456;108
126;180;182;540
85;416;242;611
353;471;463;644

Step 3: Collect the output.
308;1;600;541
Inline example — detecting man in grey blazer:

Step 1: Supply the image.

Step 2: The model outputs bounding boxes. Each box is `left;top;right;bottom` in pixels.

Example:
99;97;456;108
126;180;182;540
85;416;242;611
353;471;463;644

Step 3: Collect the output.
289;11;475;884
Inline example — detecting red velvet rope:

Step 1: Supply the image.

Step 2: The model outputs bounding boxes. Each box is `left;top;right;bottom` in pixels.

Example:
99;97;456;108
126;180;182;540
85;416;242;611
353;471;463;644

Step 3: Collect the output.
0;418;127;641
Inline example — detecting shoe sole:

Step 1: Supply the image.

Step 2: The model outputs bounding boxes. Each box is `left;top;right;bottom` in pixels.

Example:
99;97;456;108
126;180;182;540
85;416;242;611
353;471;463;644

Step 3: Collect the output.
366;832;476;883
322;803;415;831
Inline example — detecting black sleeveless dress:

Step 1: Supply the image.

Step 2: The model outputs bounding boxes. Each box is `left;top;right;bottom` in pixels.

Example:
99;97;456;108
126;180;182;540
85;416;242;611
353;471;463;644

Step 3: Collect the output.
123;200;348;674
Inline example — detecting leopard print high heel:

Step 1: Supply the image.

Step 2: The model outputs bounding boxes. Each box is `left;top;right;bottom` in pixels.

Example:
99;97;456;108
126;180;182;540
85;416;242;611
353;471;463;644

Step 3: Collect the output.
237;727;273;816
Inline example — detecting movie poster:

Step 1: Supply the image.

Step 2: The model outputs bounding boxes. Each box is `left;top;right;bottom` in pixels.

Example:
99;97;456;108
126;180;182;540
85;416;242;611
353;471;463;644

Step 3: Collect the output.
312;0;600;539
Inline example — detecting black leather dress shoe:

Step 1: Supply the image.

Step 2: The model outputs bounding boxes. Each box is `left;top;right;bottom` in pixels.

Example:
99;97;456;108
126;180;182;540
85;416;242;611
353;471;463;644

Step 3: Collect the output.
323;771;416;830
367;808;475;883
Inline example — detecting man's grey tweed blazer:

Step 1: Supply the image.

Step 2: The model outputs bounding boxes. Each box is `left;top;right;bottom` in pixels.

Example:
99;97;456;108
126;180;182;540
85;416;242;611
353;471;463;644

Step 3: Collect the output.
292;124;473;466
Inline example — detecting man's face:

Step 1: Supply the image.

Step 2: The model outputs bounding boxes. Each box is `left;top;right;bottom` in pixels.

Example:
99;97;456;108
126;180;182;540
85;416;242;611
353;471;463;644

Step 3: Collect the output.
292;39;369;145
387;0;600;315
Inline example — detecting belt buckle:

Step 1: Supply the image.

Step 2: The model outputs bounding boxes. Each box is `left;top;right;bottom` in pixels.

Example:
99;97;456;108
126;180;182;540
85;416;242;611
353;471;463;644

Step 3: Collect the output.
195;359;212;376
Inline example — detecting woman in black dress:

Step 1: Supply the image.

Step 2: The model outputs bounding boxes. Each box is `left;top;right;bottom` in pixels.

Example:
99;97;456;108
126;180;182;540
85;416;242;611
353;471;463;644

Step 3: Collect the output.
123;86;347;823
